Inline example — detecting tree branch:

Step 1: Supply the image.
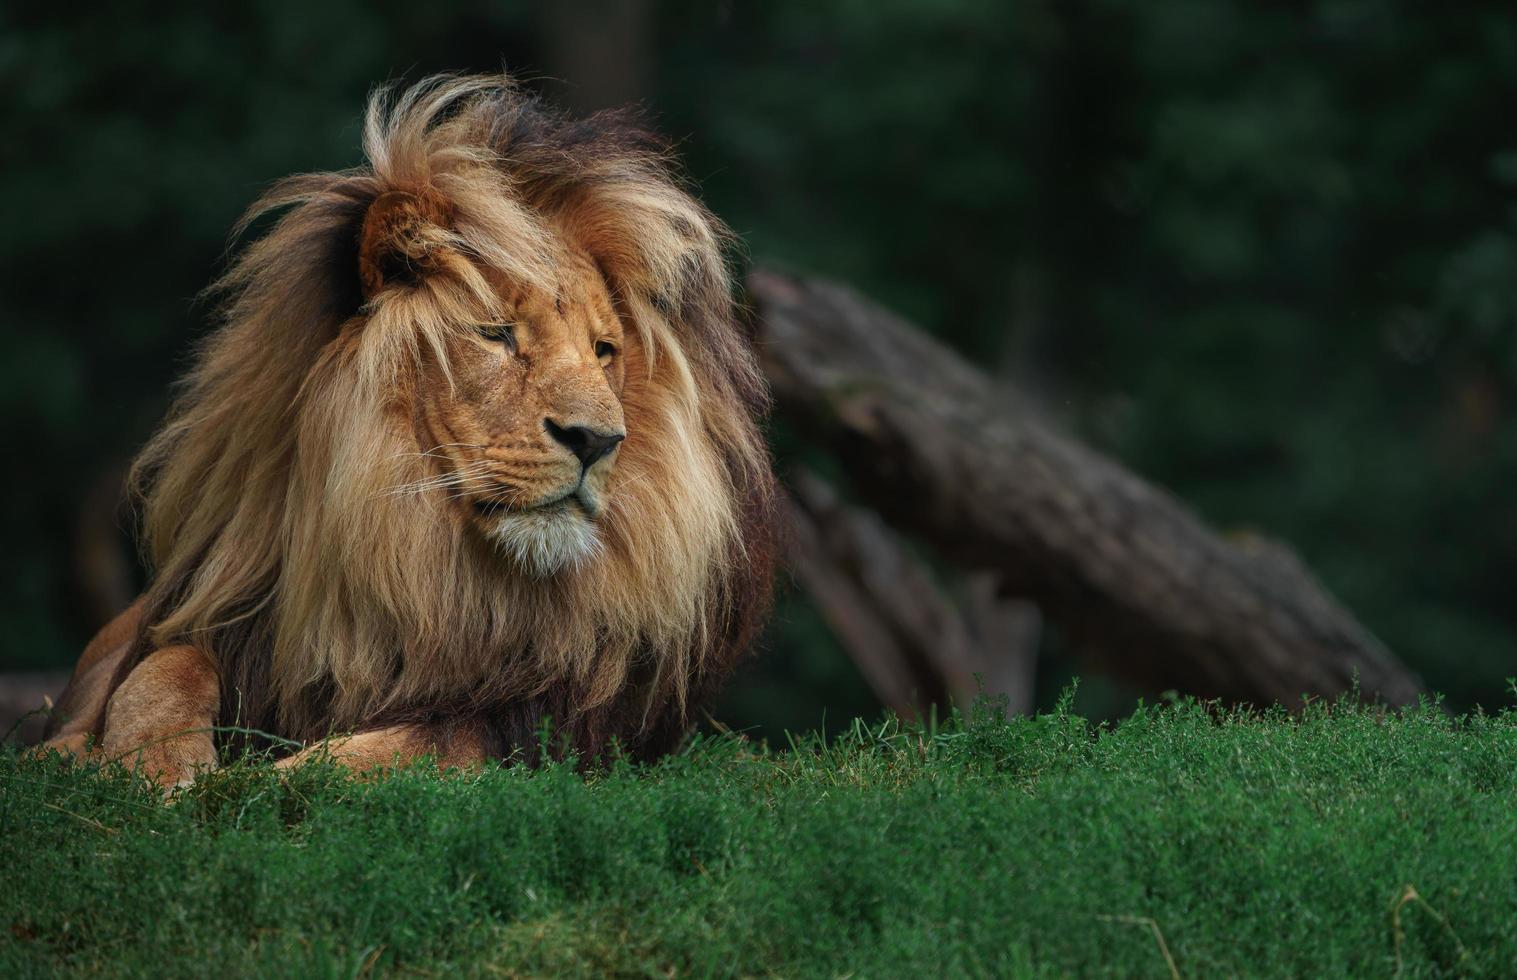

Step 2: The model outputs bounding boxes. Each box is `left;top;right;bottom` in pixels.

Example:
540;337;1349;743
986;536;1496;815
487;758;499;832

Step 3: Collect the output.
785;469;1039;716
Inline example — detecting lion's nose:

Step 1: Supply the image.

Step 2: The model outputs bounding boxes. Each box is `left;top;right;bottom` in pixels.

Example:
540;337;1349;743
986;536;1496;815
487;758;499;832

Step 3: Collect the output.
544;419;625;470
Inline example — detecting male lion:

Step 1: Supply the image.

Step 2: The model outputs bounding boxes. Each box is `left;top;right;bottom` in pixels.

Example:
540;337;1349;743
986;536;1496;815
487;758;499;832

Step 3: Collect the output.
39;74;778;787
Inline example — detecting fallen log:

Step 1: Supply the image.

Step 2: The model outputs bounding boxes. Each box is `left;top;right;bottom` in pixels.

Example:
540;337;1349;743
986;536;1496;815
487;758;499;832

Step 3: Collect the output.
750;268;1423;707
786;469;1040;716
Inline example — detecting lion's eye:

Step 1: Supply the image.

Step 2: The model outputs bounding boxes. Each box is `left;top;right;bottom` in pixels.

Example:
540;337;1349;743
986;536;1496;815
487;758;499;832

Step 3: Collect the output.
595;340;617;362
478;322;518;350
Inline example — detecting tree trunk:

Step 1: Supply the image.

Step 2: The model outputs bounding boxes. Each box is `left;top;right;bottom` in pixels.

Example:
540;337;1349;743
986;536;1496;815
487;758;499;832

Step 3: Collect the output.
750;268;1423;708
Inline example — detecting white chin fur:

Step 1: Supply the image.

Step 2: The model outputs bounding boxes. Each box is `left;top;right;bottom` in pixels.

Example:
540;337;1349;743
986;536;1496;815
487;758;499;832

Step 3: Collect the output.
488;507;602;577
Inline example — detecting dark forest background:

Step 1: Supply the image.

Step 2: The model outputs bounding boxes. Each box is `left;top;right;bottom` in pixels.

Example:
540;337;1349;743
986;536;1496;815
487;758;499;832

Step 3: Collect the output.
4;1;1517;738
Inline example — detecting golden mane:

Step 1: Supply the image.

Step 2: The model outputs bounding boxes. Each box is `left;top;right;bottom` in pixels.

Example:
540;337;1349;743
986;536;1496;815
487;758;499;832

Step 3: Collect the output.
126;74;777;756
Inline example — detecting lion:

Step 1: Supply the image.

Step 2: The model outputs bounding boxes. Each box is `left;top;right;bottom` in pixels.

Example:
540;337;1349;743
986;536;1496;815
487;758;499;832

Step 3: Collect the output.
38;74;779;788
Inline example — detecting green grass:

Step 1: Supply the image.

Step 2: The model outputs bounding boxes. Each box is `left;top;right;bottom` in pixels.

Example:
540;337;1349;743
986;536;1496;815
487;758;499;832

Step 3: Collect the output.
3;694;1515;978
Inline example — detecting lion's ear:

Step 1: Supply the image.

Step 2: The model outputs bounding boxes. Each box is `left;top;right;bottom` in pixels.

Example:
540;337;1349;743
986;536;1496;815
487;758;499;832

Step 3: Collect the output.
357;189;455;299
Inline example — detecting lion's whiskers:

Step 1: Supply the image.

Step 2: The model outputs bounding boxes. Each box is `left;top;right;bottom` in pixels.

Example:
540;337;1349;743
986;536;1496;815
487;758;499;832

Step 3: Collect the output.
611;470;649;496
379;461;498;499
387;443;488;463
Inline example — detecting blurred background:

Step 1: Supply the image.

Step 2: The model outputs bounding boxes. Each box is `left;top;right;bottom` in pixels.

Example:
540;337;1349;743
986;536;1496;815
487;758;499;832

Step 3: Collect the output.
4;0;1517;740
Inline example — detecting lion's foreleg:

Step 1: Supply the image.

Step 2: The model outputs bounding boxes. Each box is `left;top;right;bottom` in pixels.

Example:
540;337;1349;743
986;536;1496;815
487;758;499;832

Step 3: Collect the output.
34;598;147;760
274;723;489;775
98;644;220;791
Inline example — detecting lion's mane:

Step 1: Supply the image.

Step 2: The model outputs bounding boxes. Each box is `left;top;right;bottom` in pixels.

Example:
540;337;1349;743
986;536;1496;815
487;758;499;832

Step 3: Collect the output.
124;75;778;760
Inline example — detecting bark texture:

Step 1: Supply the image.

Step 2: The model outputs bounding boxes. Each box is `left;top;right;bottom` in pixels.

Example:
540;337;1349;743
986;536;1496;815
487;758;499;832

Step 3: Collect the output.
751;268;1423;708
786;469;1039;717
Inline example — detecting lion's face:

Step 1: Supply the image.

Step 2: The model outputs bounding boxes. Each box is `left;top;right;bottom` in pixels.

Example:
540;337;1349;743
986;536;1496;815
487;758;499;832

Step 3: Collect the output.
414;250;631;576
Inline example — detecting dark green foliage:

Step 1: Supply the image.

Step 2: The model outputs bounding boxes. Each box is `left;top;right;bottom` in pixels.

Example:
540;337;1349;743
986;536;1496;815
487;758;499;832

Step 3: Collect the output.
4;698;1515;976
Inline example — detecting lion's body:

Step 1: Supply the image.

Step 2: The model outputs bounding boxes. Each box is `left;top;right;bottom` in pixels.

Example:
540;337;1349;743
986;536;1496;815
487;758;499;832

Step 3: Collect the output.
42;75;778;784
